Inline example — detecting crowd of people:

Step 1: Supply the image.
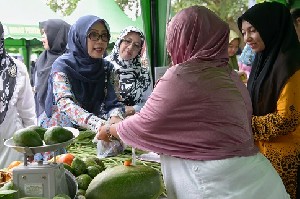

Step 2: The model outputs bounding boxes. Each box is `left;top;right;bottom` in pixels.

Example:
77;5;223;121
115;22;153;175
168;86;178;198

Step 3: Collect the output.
1;1;300;199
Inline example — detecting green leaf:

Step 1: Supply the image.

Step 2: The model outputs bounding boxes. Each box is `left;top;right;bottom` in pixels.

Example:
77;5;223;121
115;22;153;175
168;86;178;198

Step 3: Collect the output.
0;189;17;195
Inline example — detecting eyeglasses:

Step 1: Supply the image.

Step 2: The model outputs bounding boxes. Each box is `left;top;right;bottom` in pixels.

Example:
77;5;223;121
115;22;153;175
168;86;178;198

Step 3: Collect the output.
88;32;110;42
121;39;142;51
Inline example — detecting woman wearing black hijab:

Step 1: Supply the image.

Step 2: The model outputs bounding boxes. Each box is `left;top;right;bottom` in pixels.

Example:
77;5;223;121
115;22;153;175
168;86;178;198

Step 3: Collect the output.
34;19;70;119
238;2;300;198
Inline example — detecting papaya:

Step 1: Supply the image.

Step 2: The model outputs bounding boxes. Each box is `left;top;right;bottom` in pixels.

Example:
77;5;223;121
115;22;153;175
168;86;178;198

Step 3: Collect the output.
85;165;164;199
27;125;47;140
13;128;43;147
44;126;74;145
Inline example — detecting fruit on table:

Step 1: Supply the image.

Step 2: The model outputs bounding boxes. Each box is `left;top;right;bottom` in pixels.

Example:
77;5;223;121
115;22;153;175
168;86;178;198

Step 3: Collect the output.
53;194;71;199
13;128;43;147
85;165;164;199
77;189;86;196
123;159;132;166
57;153;75;166
7;161;22;170
27;125;47;140
44;126;74;145
76;174;93;190
87;166;101;178
71;157;87;176
84;157;105;172
63;163;74;174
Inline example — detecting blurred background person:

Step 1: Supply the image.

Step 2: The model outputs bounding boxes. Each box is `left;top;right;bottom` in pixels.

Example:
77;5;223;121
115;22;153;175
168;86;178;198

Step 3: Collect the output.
34;19;70;121
228;29;240;71
0;22;36;168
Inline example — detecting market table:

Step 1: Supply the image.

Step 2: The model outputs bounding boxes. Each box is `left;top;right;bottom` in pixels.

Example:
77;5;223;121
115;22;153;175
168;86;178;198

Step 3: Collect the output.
66;129;167;198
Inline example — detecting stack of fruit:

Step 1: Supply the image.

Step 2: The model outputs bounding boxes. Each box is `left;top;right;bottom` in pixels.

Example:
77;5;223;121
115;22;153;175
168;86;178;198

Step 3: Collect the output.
53;153;106;197
13;125;74;147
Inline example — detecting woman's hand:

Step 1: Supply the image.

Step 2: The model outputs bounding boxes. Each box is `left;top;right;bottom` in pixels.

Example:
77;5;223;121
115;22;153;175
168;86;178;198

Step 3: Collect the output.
125;106;135;117
96;123;120;142
96;124;111;142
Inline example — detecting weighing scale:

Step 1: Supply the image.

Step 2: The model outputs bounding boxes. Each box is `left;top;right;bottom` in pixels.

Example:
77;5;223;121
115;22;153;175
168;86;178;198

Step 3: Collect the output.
4;138;75;198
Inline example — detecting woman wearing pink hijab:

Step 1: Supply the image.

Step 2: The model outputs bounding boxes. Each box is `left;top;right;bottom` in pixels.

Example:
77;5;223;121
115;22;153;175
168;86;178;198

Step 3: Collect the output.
96;6;289;199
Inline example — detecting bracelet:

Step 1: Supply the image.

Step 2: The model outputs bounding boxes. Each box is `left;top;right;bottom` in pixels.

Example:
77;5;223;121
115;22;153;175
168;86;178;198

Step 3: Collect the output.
105;121;115;141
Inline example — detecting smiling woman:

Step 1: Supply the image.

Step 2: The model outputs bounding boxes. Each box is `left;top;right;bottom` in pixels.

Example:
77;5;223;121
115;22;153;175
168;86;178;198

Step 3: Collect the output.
105;26;152;118
36;15;125;161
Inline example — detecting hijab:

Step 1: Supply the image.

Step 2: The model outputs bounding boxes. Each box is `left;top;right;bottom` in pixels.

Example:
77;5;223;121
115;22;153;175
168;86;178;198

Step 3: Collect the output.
35;19;70;116
105;26;151;106
117;6;257;160
238;2;300;116
45;15;111;117
228;30;240;71
0;22;17;125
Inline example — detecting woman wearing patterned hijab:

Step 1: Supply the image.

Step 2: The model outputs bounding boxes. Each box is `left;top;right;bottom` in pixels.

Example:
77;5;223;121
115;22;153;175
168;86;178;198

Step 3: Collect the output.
97;6;289;199
105;26;152;117
238;2;300;198
34;19;70;119
0;22;36;168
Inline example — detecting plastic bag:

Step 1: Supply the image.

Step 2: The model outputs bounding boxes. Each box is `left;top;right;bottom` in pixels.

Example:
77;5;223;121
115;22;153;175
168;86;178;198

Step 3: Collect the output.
96;139;126;158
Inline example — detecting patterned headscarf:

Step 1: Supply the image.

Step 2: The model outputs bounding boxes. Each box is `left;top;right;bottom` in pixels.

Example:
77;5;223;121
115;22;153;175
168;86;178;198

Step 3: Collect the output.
0;22;17;125
105;26;151;106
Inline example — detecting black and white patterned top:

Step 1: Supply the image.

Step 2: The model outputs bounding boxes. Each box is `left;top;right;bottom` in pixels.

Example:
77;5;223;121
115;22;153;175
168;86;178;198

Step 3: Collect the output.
105;26;152;112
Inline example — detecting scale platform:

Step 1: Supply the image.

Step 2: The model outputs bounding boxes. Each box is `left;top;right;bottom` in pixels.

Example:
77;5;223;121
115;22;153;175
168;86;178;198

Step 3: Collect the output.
4;133;78;198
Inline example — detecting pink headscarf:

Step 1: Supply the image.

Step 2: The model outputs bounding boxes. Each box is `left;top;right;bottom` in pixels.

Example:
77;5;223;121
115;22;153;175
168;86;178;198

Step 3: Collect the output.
117;6;258;160
166;6;229;66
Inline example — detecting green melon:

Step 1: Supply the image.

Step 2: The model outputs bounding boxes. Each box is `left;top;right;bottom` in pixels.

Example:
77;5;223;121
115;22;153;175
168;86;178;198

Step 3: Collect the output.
13;128;43;147
44;126;74;145
85;165;164;199
27;125;47;140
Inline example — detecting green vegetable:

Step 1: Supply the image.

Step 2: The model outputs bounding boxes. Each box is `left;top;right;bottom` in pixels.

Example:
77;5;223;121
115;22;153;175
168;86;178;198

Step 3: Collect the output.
44;126;74;145
77;189;86;196
27;125;47;140
85;165;164;199
71;158;87;176
13;128;43;147
76;174;92;190
87;166;101;178
0;181;13;191
53;194;71;199
84;157;105;172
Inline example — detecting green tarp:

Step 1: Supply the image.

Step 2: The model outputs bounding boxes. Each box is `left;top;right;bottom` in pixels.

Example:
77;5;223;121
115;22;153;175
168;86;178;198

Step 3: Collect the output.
63;0;143;42
140;0;171;80
0;0;63;67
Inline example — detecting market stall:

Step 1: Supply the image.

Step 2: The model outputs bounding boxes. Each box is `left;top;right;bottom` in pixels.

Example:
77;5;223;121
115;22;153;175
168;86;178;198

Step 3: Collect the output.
0;0;63;68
